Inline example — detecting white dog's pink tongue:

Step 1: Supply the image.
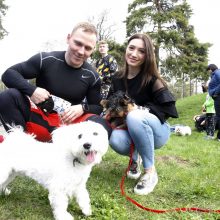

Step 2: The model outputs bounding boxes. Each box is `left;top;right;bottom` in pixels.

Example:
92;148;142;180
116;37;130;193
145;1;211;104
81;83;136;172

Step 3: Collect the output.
86;151;95;162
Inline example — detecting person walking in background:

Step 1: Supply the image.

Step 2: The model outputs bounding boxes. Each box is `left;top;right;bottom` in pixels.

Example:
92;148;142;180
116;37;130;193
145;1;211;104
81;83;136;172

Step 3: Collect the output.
96;40;118;99
108;33;178;195
201;82;208;93
207;64;220;141
202;92;216;139
0;22;111;142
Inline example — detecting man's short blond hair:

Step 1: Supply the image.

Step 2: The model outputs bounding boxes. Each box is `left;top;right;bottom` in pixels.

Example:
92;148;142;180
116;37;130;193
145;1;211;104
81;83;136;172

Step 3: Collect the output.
71;22;97;37
98;40;108;46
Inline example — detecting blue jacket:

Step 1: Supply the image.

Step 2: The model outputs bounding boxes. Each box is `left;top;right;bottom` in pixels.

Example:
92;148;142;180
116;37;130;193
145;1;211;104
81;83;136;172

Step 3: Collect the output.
208;69;220;96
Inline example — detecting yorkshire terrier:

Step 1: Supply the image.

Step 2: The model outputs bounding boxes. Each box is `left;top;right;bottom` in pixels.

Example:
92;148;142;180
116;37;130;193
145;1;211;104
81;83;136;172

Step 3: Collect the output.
101;91;137;129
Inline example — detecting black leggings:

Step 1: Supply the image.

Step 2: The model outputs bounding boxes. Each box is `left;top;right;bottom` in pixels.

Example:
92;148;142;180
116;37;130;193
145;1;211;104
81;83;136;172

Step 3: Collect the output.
205;113;215;136
214;95;220;139
0;88;112;138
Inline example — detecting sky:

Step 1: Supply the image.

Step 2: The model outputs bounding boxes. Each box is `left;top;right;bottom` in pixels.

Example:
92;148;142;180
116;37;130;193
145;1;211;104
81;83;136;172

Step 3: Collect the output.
0;0;219;75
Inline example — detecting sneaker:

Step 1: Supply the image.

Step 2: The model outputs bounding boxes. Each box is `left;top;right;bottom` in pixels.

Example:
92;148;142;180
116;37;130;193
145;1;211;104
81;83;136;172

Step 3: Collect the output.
134;172;158;195
0;135;4;143
204;135;215;140
127;159;141;180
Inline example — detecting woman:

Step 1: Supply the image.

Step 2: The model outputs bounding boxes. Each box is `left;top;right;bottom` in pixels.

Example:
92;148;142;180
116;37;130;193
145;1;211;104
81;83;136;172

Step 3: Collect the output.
109;33;178;195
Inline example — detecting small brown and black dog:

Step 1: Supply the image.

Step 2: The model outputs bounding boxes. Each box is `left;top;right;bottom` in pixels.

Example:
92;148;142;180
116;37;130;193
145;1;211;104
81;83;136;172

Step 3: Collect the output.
101;91;137;129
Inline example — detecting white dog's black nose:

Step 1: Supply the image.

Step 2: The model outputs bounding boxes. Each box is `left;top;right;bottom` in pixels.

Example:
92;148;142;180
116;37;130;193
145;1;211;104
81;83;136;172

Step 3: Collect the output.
83;143;91;150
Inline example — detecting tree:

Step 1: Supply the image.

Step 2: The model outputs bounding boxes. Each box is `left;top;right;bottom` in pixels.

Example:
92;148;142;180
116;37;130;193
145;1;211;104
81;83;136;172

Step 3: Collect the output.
88;10;116;42
88;10;125;68
125;0;211;96
162;24;210;96
126;0;194;61
0;0;8;40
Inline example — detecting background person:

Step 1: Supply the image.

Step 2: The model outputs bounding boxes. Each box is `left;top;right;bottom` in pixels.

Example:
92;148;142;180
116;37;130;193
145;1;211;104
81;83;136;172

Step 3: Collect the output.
207;64;220;141
108;33;178;195
96;40;118;99
202;92;215;139
193;114;206;132
0;22;111;142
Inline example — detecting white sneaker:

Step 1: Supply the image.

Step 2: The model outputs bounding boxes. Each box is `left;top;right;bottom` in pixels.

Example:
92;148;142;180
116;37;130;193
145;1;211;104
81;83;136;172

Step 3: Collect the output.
127;155;142;180
127;161;141;179
134;172;158;195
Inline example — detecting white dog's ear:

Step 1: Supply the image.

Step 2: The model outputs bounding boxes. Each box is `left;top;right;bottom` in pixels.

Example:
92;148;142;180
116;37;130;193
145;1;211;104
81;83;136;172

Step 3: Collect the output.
52;125;77;146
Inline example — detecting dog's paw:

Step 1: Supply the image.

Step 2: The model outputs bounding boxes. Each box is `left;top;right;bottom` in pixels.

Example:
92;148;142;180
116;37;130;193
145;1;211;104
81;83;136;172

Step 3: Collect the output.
55;212;73;220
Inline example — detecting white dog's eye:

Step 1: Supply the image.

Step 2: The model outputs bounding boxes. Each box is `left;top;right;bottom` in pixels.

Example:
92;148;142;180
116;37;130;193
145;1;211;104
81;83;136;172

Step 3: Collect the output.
93;132;98;136
78;134;82;139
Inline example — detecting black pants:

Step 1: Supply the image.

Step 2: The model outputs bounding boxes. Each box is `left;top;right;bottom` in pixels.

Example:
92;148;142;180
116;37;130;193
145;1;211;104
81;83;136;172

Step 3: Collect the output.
0;88;112;138
205;113;215;136
213;95;220;139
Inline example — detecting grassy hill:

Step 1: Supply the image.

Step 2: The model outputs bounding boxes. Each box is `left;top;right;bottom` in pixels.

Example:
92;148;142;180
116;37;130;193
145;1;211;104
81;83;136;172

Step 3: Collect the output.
169;92;207;126
0;93;220;220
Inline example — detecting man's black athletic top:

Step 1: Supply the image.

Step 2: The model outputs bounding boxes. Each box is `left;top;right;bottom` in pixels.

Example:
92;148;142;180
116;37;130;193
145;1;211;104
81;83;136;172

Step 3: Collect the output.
2;51;102;114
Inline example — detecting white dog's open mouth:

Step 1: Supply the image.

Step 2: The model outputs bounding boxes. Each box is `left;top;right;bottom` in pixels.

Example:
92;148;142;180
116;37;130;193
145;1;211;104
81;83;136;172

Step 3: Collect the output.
84;150;97;163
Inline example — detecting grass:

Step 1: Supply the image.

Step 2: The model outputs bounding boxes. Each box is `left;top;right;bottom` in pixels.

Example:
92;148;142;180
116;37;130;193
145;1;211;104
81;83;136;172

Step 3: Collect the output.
0;93;220;219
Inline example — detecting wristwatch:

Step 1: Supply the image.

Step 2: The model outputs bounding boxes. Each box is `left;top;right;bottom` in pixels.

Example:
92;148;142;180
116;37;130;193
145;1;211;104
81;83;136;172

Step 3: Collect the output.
81;103;89;113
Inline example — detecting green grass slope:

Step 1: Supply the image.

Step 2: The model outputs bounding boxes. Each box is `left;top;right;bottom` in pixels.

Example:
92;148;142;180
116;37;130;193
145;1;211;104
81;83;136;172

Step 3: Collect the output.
0;93;219;220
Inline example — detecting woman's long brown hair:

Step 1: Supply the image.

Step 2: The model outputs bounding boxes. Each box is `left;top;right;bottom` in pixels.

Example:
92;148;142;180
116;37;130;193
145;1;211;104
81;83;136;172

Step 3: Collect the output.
118;33;165;90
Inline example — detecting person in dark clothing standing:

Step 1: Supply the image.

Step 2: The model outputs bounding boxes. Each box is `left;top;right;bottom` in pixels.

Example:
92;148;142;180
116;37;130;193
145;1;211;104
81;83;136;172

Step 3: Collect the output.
0;22;111;142
207;63;220;141
96;40;118;99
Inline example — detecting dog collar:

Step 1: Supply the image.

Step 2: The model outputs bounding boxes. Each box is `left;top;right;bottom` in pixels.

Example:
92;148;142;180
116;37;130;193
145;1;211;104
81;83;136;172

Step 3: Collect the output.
73;158;81;166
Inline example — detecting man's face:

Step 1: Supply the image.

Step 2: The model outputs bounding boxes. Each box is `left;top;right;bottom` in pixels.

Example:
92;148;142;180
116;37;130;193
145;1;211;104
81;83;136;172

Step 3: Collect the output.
207;69;212;74
66;28;96;68
99;43;108;55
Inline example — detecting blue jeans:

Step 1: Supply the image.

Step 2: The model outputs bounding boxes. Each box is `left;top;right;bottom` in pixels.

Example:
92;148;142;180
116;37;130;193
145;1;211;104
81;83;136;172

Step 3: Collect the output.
109;109;170;169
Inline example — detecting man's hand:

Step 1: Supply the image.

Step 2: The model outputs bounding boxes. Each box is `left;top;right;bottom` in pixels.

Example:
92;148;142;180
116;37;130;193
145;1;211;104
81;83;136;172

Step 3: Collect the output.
60;104;84;124
30;87;51;104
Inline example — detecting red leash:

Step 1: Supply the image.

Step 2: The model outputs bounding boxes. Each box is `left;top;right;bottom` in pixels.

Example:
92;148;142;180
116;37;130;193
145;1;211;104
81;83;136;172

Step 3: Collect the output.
120;143;220;214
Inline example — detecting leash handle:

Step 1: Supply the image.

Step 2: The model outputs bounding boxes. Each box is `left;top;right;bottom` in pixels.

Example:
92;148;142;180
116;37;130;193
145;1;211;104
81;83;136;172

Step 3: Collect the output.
120;143;220;214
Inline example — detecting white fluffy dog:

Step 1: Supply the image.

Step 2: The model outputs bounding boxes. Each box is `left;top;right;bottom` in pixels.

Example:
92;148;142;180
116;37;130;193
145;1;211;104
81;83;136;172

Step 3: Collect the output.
0;121;108;220
175;125;192;136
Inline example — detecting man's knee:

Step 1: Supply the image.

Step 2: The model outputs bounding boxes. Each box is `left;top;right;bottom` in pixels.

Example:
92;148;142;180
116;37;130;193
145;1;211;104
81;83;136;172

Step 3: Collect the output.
0;88;22;106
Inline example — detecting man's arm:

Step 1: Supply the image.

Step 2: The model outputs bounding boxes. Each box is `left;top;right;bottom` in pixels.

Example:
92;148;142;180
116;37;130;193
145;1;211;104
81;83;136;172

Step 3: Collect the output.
1;53;41;96
109;56;118;73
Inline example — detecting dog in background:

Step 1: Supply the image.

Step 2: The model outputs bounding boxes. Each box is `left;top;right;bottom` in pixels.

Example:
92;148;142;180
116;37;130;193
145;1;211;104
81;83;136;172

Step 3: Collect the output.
0;121;108;220
174;125;192;136
101;91;137;128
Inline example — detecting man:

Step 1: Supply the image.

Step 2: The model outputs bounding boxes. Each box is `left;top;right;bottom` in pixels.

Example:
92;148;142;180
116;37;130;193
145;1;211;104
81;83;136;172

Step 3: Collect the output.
207;63;220;141
0;22;111;142
96;40;118;99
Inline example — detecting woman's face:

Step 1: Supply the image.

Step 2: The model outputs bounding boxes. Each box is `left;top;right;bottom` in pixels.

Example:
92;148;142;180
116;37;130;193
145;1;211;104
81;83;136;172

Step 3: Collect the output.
125;38;146;68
